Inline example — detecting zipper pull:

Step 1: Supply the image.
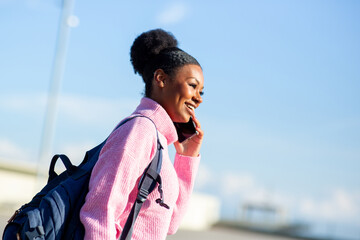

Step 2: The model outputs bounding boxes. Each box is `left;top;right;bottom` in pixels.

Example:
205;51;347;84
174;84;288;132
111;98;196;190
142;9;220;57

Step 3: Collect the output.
156;184;170;209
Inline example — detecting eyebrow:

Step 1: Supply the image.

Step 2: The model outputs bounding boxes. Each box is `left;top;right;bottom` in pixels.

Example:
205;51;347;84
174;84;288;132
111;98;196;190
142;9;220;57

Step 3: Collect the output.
187;77;204;90
196;79;204;91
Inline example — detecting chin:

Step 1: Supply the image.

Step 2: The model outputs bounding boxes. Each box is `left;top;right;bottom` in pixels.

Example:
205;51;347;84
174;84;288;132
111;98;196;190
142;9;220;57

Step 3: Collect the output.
172;114;190;123
182;115;191;123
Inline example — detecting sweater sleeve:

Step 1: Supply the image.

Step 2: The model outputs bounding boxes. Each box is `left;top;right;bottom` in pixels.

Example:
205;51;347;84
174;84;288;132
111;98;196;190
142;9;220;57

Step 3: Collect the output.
80;119;157;240
168;153;200;235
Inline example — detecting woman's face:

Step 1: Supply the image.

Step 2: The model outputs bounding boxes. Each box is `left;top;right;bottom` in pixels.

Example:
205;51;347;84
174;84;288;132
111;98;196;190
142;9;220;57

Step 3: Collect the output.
155;64;204;123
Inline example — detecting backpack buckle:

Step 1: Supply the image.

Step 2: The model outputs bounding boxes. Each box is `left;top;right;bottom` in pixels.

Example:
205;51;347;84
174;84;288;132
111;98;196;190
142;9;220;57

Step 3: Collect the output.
25;226;45;240
136;188;149;203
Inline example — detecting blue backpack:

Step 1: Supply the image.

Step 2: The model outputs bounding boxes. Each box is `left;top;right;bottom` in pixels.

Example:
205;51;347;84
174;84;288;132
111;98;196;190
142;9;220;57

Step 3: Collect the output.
2;115;168;240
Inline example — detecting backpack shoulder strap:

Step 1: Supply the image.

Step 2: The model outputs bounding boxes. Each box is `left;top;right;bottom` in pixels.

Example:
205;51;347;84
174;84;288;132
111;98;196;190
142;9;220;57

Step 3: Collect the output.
72;114;163;179
76;114;166;240
119;115;168;240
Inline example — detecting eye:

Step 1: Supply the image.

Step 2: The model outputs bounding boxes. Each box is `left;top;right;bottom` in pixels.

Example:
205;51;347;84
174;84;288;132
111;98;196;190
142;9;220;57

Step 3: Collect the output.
189;82;204;96
189;83;197;89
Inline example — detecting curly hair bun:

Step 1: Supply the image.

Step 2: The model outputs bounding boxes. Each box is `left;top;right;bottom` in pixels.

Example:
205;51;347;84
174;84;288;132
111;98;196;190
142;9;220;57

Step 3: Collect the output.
130;29;178;76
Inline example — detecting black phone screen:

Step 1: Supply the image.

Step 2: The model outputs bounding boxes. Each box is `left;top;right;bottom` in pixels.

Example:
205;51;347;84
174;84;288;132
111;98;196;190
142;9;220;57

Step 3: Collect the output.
173;117;197;143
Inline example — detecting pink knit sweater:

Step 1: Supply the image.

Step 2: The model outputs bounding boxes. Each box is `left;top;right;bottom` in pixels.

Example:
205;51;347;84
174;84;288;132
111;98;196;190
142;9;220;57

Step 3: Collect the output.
80;98;200;240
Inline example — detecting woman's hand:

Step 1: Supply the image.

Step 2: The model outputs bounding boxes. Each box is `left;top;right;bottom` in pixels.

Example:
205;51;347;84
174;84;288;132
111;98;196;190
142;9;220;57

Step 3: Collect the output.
174;114;204;157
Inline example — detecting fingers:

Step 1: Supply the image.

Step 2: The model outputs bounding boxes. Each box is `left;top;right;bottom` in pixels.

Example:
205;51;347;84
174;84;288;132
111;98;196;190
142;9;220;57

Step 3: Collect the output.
174;114;203;157
191;114;203;137
196;126;204;137
173;141;183;153
190;113;201;128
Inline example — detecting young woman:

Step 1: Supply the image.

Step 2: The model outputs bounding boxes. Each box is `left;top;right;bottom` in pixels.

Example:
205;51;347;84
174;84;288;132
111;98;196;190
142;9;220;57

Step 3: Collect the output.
79;29;204;240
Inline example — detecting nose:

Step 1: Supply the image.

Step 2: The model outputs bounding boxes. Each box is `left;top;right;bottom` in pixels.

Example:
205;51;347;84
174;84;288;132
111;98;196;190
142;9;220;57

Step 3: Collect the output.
193;91;203;105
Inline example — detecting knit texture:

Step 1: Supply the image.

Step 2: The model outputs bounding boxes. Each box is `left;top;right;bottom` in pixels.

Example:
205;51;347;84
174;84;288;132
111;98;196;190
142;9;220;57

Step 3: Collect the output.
80;98;200;240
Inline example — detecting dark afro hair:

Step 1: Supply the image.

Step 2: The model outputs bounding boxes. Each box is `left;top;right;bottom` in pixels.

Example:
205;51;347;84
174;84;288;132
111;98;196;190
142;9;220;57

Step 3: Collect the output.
130;29;178;77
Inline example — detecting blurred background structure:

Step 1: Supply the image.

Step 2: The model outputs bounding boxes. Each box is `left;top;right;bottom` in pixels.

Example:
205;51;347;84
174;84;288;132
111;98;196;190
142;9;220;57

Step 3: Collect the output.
0;0;359;239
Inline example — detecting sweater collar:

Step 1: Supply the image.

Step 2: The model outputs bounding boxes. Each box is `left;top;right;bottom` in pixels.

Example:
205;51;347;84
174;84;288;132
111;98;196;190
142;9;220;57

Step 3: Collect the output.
133;97;178;145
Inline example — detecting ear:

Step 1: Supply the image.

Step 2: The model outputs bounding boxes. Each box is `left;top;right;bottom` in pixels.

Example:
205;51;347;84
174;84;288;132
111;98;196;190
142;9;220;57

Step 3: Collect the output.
153;69;167;88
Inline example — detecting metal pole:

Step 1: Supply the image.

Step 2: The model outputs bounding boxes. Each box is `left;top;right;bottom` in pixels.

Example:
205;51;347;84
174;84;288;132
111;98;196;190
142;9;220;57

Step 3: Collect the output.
36;0;76;189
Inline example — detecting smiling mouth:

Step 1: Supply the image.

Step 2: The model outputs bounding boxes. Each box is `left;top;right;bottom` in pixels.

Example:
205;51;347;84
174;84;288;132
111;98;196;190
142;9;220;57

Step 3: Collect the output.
185;103;195;111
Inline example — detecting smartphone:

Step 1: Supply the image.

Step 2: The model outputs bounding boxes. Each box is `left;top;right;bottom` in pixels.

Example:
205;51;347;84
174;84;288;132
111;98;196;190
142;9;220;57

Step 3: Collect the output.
173;117;198;143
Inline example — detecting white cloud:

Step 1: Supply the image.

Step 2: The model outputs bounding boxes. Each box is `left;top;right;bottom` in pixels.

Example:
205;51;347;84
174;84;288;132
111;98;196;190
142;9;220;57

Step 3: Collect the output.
220;172;293;209
0;92;139;165
222;172;256;196
299;189;360;222
156;2;189;25
0;92;46;114
0;92;139;127
195;165;213;189
0;138;29;161
197;168;286;205
197;167;360;225
58;94;138;126
220;172;360;223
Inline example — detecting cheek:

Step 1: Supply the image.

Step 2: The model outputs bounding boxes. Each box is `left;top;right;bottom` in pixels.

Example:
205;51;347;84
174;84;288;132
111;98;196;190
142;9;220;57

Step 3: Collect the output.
179;86;192;99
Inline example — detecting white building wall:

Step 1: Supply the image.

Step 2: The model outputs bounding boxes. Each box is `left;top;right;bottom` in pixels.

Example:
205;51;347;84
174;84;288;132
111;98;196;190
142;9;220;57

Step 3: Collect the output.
0;160;221;233
179;193;221;230
0;160;46;215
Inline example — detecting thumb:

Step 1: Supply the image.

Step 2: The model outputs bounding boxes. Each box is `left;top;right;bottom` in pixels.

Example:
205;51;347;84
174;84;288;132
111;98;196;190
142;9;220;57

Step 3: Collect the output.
173;141;183;153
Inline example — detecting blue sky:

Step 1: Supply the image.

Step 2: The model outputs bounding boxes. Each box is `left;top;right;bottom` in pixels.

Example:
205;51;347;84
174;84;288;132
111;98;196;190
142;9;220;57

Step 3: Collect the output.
1;0;359;239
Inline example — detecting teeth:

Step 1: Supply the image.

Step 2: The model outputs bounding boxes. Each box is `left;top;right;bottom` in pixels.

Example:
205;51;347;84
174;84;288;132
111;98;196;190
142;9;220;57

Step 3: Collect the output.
186;104;195;110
